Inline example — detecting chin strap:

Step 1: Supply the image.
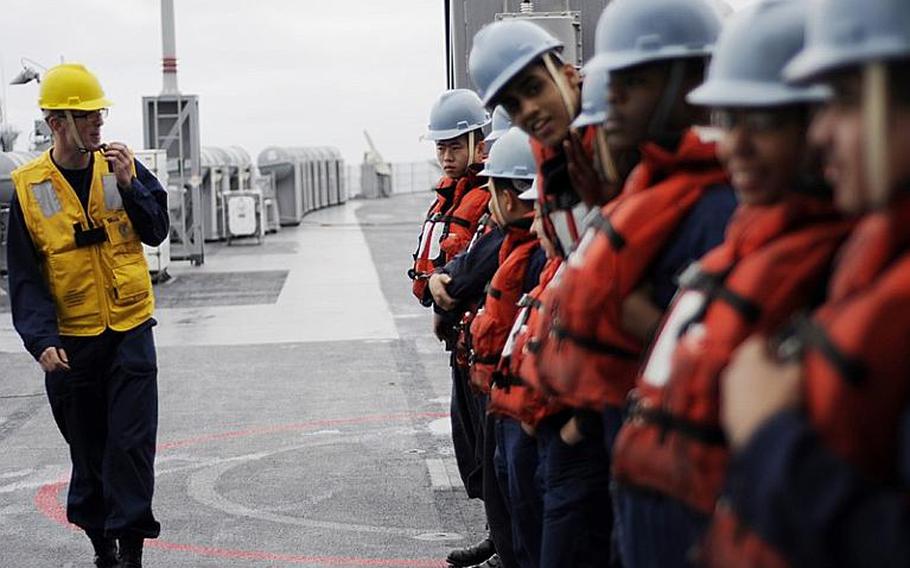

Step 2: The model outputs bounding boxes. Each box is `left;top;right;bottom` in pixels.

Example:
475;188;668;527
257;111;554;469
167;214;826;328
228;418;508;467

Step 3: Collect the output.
543;53;577;122
864;62;890;210
467;130;476;167
488;177;505;225
646;60;687;141
64;110;92;154
594;125;619;185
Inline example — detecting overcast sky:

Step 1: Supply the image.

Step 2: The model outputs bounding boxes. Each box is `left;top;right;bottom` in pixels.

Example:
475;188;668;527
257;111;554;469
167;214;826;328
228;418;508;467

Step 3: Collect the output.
1;0;752;167
0;0;447;166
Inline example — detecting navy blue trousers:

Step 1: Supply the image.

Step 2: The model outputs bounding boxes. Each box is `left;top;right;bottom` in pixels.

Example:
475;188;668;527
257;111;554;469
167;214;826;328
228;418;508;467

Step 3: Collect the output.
495;416;543;568
45;322;160;539
450;361;485;499
483;403;518;567
612;484;708;568
536;411;615;568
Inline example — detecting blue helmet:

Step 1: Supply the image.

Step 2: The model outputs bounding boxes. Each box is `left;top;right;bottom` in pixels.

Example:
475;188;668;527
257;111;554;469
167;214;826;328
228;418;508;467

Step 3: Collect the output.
478;127;537;182
484;106;513;147
572;56;611;129
688;0;829;107
469;19;563;106
784;0;910;84
424;89;490;141
594;0;721;72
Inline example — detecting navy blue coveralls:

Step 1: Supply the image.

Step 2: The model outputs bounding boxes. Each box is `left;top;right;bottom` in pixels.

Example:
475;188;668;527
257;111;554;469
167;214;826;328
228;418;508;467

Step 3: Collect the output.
7;154;169;539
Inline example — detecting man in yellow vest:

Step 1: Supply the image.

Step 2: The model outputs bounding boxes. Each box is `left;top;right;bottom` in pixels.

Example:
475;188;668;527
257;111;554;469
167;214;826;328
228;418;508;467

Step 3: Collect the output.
6;63;168;568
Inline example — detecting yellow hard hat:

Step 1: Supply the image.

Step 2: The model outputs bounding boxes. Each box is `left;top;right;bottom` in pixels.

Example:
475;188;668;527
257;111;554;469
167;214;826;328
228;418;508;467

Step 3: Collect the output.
38;63;113;111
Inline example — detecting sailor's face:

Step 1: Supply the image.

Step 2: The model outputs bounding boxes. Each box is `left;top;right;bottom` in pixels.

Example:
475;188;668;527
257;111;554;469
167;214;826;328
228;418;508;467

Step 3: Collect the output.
498;64;577;148
810;75;866;214
606;63;668;151
72;109;105;151
436;134;470;179
716;107;805;206
49;109;106;152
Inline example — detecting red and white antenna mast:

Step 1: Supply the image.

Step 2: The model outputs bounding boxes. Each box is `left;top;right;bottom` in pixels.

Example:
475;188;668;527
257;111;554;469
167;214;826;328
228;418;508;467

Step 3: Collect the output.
161;0;179;95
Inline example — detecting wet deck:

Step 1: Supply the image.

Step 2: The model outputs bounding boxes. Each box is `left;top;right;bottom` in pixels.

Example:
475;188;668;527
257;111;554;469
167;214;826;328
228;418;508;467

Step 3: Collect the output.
0;193;485;567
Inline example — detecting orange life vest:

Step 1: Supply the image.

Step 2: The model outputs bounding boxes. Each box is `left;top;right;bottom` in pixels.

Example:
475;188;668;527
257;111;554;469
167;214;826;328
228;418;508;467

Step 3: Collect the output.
534;129;730;410
469;216;539;394
489;257;566;425
702;196;910;567
611;195;853;514
410;169;489;304
530;127;597;258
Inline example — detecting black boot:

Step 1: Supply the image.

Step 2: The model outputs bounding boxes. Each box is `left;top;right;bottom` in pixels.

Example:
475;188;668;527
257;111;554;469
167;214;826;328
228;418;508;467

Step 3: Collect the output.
476;554;502;568
446;537;495;567
119;536;144;568
87;530;119;568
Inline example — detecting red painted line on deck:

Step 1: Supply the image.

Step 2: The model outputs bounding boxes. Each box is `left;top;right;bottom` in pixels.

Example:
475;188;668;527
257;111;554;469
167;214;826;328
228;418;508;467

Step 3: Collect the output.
35;481;69;526
35;412;451;567
145;541;445;566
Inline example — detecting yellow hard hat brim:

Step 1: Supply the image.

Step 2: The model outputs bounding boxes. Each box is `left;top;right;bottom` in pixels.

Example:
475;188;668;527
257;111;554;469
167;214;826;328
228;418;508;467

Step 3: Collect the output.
41;96;114;111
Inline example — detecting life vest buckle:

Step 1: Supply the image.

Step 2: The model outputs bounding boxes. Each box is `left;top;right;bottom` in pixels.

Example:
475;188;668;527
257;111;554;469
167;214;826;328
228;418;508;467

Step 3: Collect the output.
73;222;108;248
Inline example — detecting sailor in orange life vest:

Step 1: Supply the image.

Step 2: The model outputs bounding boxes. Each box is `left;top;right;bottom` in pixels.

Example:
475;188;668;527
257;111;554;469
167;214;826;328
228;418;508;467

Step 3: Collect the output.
426;129;550;568
411;88;500;567
600;2;854;566
409;88;490;308
468;127;547;568
469;19;626;568
6;63;169;568
700;0;910;566
492;185;566;456
468;20;588;261
534;0;738;564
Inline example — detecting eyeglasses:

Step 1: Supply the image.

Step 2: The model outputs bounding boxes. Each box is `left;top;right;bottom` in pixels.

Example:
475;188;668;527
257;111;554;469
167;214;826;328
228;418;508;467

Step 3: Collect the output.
69;108;109;121
710;109;795;133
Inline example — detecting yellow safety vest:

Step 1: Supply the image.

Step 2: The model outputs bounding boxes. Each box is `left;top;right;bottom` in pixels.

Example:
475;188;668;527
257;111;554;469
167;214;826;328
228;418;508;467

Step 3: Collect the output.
12;150;154;336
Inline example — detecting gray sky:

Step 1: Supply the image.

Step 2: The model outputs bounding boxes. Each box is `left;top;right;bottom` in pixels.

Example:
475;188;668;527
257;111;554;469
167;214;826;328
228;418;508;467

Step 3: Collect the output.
0;0;447;165
1;0;753;166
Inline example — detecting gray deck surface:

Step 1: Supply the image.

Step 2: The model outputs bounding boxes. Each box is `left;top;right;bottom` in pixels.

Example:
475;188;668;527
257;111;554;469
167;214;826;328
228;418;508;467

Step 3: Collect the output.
0;193;487;567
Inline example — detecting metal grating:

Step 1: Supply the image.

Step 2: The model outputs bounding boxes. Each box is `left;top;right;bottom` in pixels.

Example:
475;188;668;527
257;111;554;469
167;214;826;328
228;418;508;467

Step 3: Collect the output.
153;270;288;308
